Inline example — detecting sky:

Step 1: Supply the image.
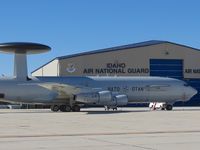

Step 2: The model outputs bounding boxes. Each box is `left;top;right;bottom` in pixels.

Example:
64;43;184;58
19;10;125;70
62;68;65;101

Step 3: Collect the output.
0;0;200;76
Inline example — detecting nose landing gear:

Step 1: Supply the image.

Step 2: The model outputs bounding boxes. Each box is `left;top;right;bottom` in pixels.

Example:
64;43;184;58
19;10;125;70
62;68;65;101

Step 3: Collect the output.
165;104;173;111
149;102;173;111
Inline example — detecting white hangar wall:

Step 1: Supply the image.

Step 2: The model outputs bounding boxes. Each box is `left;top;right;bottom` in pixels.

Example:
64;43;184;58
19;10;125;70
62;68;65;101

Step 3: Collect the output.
32;59;59;76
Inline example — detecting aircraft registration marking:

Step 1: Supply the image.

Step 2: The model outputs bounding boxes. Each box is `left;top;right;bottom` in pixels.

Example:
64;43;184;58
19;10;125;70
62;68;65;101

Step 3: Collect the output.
107;86;144;92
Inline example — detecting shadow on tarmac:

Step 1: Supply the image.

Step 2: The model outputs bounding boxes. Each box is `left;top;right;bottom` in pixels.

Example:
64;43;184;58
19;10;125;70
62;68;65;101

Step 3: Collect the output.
0;109;150;114
173;107;200;112
83;110;150;115
0;109;52;114
1;107;200;114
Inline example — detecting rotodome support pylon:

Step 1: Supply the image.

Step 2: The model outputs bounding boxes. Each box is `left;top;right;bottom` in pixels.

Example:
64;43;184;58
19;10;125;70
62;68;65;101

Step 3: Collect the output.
0;42;51;80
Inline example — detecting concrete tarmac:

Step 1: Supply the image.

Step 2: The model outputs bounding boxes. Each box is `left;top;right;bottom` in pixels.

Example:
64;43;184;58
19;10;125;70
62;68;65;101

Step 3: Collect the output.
0;107;200;150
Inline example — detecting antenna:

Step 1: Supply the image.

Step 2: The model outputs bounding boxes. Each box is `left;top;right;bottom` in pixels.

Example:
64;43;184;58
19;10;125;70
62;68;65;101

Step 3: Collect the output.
0;42;51;80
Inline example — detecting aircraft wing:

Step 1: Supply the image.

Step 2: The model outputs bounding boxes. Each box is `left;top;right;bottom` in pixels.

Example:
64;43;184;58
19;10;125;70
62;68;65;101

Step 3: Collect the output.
38;82;103;99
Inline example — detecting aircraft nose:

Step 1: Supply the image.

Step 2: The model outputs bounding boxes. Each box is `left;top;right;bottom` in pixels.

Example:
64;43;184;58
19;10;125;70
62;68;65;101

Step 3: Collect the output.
185;86;198;100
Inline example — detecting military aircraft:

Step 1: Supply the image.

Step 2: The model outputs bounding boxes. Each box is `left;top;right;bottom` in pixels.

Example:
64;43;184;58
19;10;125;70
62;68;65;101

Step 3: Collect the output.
0;42;197;112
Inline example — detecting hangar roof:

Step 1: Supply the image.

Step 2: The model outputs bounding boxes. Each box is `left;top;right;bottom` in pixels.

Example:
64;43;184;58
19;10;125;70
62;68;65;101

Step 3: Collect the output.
57;40;165;60
32;40;200;73
57;40;200;60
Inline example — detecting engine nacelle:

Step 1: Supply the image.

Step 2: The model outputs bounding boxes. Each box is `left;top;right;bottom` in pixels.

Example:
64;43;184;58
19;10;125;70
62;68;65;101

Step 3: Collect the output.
112;94;128;106
75;90;112;104
98;91;112;103
75;91;128;106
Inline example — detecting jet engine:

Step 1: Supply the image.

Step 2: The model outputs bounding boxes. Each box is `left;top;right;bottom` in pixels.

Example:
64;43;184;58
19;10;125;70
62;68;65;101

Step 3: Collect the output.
112;94;128;106
75;91;128;106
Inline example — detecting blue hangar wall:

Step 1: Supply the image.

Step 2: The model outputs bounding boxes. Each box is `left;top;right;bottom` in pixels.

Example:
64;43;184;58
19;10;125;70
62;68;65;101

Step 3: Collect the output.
32;40;200;106
150;59;199;106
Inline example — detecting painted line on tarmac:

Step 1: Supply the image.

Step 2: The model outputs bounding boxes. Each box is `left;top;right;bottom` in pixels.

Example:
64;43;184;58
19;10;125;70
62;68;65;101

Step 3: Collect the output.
0;130;200;139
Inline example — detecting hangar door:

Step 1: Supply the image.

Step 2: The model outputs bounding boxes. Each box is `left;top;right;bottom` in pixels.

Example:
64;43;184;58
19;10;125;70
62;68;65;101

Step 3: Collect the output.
150;59;183;79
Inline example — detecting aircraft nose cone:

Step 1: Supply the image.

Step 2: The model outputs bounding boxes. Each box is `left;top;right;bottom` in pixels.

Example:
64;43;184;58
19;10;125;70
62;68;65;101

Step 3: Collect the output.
186;87;198;100
191;87;198;96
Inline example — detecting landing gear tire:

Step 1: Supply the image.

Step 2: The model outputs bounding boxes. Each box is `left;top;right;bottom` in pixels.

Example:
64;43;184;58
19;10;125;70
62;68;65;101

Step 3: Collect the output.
60;105;71;112
72;105;80;112
51;105;60;112
166;104;173;111
113;107;117;111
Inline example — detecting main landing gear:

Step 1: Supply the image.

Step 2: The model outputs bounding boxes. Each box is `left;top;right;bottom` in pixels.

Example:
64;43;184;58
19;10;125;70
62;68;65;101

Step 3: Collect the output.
51;104;81;112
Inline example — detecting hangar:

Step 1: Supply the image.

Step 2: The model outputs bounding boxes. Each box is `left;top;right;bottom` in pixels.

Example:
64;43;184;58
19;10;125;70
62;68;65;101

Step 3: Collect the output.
32;40;200;106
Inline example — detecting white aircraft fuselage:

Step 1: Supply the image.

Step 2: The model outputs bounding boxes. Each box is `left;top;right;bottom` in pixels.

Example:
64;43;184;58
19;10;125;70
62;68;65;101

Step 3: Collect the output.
0;76;197;107
0;42;197;112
